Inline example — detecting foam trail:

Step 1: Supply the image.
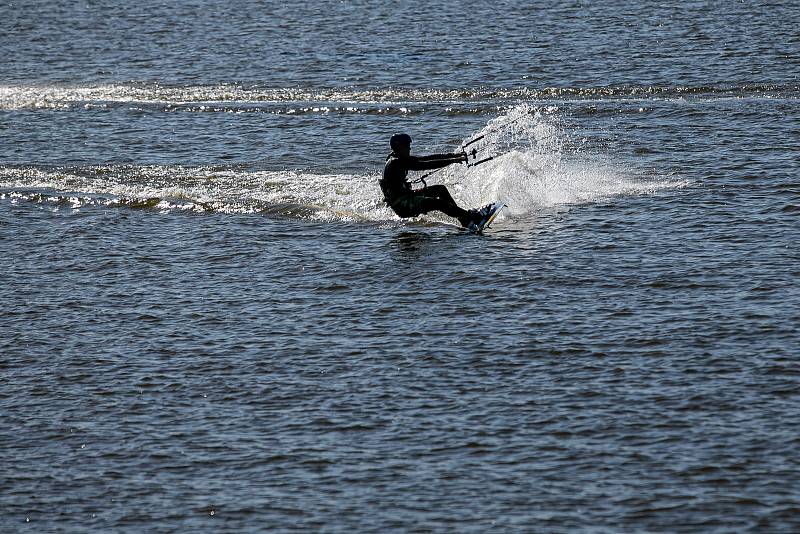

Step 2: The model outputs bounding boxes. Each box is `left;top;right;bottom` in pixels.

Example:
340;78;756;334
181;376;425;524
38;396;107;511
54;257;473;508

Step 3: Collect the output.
3;83;793;111
0;165;396;221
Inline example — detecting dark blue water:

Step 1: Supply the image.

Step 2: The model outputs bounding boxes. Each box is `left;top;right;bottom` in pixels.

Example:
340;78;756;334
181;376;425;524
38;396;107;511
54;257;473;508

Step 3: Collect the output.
2;1;799;532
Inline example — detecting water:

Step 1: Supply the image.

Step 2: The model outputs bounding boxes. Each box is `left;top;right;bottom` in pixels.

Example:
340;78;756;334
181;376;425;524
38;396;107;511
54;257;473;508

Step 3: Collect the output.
2;1;799;532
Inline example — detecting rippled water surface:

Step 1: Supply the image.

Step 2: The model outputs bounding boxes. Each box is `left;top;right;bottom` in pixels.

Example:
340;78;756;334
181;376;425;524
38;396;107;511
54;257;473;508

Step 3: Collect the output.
2;1;799;532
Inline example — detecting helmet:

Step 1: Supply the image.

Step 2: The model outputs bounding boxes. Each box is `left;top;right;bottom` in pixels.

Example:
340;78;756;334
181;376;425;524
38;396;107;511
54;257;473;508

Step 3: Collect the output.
390;133;412;151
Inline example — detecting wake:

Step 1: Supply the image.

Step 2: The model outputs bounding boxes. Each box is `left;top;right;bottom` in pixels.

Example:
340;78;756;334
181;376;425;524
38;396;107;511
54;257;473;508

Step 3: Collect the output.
0;104;686;224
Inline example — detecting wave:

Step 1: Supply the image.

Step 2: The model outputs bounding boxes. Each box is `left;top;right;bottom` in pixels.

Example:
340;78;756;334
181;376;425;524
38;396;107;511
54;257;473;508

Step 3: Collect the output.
0;105;688;224
0;165;394;222
1;163;685;226
1;83;797;111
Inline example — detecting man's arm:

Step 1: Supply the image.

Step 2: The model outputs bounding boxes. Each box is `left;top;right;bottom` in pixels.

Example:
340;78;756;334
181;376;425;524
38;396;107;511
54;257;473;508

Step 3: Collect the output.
407;152;467;171
416;152;466;163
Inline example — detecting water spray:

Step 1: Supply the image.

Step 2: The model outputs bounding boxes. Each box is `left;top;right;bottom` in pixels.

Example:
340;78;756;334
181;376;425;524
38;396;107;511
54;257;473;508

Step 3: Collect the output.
412;111;531;186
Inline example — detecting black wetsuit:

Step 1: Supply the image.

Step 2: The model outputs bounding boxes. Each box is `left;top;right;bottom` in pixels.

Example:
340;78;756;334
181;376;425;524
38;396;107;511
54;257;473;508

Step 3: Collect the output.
380;152;470;222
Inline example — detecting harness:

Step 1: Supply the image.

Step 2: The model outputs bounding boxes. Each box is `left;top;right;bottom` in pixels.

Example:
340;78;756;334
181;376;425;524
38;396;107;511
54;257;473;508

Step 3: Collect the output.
380;153;419;208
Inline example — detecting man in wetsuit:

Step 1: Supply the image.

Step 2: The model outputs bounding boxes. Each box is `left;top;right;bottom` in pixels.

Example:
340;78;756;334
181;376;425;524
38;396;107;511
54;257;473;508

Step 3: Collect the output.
380;133;483;228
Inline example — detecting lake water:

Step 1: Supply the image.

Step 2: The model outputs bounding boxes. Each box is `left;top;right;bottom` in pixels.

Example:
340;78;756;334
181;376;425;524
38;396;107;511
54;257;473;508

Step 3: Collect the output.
2;1;799;532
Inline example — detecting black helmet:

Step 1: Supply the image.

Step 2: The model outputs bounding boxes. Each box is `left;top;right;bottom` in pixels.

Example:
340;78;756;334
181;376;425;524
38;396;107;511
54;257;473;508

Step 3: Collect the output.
390;133;412;151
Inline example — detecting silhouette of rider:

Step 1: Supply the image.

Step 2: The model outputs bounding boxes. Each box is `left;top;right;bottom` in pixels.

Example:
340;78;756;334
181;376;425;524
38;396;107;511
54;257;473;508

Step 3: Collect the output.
380;133;482;227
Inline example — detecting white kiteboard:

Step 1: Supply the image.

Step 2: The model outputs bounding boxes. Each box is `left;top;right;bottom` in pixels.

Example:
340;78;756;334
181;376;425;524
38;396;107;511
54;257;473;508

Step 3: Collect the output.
469;202;506;234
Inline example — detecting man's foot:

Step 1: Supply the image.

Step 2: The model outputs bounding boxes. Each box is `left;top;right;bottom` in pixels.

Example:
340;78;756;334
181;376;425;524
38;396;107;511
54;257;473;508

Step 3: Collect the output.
458;204;496;228
459;208;482;228
477;203;495;217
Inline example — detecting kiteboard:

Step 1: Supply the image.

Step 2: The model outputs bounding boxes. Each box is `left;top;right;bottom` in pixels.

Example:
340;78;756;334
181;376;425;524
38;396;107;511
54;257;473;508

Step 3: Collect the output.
469;202;506;234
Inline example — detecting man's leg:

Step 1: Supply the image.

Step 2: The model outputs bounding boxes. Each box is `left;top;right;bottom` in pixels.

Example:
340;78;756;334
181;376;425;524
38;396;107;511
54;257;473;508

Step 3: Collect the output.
423;185;461;206
418;185;476;226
